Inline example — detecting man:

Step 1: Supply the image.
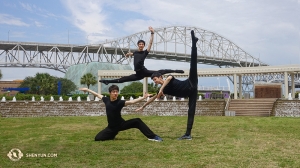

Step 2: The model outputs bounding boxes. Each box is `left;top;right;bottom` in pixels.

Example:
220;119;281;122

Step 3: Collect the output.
99;26;183;85
79;85;162;142
136;30;198;140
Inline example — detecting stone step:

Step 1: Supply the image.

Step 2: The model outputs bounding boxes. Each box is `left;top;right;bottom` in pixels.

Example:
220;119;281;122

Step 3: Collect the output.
229;107;273;109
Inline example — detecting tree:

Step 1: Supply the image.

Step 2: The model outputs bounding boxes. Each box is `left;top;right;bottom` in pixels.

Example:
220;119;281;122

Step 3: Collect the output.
0;69;2;80
19;73;77;95
147;82;160;93
80;73;97;89
121;82;160;94
33;73;56;95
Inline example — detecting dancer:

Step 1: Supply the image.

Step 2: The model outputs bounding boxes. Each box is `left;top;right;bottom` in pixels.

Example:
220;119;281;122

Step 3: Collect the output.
99;26;184;85
136;30;198;140
79;85;163;142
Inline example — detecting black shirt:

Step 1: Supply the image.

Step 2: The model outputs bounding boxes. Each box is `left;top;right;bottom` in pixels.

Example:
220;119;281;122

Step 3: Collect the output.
102;97;125;129
133;50;149;71
162;75;192;97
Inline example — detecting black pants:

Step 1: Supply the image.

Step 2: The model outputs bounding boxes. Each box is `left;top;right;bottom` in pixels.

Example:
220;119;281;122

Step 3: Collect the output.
104;68;178;83
185;34;198;136
95;118;156;141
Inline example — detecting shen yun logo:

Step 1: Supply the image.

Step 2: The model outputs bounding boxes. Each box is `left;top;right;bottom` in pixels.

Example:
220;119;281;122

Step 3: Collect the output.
7;148;58;161
7;148;24;161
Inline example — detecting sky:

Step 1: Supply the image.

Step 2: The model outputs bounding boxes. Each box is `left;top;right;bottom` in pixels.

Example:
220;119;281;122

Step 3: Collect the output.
0;0;299;88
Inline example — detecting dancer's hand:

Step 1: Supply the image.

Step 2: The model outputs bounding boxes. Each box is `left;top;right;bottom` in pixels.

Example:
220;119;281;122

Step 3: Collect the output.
149;26;154;33
143;92;152;99
79;88;88;93
135;107;144;112
125;52;133;57
157;90;165;99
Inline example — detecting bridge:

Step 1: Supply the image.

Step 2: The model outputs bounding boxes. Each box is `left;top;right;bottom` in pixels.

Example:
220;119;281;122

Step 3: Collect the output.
1;25;298;95
0;26;267;73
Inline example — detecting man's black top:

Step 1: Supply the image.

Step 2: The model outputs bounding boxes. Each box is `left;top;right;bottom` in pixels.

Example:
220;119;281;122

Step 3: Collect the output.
162;75;193;97
133;50;149;71
102;97;125;129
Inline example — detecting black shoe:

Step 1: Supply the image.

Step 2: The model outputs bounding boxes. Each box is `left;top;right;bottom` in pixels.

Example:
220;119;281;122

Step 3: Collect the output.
177;134;192;140
148;135;163;142
175;70;184;73
191;30;198;43
99;80;109;85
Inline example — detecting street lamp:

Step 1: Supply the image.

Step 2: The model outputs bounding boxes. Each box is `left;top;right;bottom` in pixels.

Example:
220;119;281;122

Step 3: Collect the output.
217;77;220;89
8;30;10;42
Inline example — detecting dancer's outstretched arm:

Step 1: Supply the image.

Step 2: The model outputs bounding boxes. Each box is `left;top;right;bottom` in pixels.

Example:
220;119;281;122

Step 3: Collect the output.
79;88;103;100
135;94;158;112
147;26;154;52
125;92;152;106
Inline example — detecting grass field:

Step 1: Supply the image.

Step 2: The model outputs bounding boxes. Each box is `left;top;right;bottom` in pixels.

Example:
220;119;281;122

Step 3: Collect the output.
1;115;300;168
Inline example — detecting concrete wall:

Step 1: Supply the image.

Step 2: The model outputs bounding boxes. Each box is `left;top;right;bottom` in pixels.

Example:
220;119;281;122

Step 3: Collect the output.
272;100;300;117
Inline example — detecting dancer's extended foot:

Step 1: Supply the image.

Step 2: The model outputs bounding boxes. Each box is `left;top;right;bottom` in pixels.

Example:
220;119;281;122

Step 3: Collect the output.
191;30;198;44
99;80;109;85
159;69;184;75
175;70;184;74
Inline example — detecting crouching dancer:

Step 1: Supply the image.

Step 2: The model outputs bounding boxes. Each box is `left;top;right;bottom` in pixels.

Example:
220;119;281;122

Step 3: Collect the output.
79;85;163;142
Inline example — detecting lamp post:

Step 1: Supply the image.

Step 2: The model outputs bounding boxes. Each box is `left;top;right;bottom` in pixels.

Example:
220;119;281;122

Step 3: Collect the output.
8;30;10;42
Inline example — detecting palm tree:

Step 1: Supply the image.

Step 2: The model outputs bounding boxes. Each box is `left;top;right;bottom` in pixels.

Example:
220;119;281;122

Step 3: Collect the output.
34;73;55;95
80;73;97;89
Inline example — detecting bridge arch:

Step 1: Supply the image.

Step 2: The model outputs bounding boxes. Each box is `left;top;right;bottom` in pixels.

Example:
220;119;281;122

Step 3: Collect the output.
0;26;267;73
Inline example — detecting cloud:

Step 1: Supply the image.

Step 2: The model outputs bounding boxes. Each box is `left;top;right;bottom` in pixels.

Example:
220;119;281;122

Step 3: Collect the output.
0;14;29;26
225;0;243;3
19;2;61;19
60;0;299;65
34;21;43;27
19;2;47;14
19;2;33;12
61;0;110;43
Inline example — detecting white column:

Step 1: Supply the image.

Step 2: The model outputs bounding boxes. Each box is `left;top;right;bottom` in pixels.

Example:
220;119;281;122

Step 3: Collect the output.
284;71;288;98
143;77;148;94
253;75;256;98
98;76;102;95
239;75;242;99
291;73;295;98
234;74;237;99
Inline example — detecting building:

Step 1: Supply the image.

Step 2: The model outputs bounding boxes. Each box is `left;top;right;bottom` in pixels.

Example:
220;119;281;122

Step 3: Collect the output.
0;80;23;96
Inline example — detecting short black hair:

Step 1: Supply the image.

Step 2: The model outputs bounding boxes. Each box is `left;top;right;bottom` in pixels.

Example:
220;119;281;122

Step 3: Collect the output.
151;72;162;79
108;85;119;93
137;40;145;45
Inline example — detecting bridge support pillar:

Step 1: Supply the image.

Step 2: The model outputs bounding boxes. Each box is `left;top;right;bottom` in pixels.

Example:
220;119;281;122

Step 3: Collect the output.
284;71;288;99
143;77;148;94
239;75;242;99
234;73;237;99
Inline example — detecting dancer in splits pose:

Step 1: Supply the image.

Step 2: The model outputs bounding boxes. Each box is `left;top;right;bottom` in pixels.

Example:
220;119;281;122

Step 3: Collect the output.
99;26;184;85
136;30;199;140
79;85;163;142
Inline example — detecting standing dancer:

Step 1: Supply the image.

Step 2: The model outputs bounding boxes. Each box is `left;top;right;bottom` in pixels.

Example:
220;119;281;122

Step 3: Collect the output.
136;30;199;140
79;85;163;142
99;26;184;85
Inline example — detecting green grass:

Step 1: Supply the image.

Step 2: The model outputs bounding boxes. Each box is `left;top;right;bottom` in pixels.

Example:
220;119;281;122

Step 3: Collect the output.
1;116;300;168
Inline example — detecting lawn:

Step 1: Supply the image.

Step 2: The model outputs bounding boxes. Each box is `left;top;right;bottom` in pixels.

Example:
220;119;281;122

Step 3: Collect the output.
1;115;300;168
